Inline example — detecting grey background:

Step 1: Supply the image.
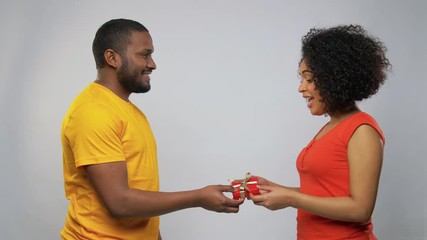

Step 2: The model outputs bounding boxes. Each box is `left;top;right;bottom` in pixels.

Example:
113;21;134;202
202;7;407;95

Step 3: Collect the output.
1;0;425;239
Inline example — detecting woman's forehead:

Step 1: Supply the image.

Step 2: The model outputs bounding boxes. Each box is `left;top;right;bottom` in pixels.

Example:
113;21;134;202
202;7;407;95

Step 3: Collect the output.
298;60;312;75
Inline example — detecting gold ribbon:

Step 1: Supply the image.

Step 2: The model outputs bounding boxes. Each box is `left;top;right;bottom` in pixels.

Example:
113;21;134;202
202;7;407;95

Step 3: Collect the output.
229;172;253;199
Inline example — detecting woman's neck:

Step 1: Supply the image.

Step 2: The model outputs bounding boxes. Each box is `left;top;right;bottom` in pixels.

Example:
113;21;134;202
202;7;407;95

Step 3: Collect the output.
328;108;361;125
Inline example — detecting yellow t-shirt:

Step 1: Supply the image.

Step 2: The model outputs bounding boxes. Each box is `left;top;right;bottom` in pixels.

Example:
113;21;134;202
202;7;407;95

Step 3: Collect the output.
61;83;160;240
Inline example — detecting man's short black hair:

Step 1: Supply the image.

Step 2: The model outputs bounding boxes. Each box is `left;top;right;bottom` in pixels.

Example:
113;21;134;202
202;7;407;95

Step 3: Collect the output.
92;18;149;69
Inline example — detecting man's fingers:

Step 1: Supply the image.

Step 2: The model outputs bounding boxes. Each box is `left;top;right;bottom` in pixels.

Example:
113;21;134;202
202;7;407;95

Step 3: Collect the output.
218;184;235;193
217;206;240;213
223;196;244;206
224;206;240;213
221;199;243;213
218;196;244;214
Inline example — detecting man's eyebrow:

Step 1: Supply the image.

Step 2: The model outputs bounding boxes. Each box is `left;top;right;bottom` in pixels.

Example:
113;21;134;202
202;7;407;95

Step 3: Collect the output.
138;49;154;54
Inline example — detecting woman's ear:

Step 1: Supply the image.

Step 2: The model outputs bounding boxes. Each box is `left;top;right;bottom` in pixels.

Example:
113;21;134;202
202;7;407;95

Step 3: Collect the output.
104;49;122;69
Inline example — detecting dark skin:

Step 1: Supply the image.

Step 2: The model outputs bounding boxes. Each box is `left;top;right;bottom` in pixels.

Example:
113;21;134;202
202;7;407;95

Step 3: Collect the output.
249;60;383;223
87;31;243;240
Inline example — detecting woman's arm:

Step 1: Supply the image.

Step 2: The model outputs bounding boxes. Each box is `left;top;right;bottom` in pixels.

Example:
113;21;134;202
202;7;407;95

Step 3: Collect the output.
251;124;383;222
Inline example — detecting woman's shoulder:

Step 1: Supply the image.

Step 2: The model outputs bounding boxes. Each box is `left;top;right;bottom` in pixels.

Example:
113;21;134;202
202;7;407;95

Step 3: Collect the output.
341;112;384;143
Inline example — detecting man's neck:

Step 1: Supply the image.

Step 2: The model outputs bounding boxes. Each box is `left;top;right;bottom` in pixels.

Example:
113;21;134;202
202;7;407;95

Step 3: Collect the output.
95;70;131;101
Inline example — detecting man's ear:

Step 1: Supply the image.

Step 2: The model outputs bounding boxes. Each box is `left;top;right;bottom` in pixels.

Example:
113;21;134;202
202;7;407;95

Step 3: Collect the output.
104;49;122;69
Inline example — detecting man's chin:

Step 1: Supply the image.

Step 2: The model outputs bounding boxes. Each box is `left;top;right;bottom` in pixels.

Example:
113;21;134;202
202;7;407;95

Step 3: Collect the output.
133;85;151;93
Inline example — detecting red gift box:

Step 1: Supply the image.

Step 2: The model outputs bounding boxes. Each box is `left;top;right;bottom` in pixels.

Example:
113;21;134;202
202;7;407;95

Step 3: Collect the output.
230;173;260;200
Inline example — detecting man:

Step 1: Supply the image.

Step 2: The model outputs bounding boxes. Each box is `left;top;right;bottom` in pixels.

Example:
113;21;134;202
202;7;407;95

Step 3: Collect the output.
61;18;243;240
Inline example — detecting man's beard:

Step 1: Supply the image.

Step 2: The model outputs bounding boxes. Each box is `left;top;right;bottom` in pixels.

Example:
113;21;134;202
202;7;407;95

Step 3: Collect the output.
118;59;151;93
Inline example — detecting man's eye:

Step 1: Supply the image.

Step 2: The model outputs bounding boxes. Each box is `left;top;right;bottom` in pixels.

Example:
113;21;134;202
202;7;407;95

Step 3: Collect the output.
139;53;149;59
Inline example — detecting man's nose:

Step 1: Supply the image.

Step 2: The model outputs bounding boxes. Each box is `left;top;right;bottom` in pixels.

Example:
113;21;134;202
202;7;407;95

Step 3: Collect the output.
148;57;157;70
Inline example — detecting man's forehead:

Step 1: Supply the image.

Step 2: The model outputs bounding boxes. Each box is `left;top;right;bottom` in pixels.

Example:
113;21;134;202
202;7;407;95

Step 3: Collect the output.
130;31;152;42
129;31;154;50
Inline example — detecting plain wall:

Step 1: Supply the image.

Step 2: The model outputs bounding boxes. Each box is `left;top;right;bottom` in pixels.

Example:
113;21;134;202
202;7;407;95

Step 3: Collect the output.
1;0;425;239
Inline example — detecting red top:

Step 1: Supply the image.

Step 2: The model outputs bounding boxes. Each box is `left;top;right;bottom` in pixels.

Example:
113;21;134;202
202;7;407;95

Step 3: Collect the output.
296;112;384;240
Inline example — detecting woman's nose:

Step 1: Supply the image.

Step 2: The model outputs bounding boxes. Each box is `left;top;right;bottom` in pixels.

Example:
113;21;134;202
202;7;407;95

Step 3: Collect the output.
298;82;306;92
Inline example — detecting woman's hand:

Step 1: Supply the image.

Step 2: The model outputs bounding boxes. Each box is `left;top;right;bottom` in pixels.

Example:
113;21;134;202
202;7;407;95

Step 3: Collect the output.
250;184;296;210
249;176;299;210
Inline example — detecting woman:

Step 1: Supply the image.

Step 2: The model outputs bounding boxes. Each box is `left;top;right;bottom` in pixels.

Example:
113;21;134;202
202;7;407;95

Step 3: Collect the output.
250;25;391;239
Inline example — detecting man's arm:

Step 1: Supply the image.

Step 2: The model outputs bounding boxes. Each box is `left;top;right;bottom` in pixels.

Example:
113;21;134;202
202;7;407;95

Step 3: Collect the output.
85;161;243;218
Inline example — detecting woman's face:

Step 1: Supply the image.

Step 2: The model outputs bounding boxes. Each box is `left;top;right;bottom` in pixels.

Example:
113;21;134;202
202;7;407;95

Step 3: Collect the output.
298;60;326;116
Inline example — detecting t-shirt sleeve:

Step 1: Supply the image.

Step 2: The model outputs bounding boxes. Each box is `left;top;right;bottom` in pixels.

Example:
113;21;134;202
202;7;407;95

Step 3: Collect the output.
64;102;126;168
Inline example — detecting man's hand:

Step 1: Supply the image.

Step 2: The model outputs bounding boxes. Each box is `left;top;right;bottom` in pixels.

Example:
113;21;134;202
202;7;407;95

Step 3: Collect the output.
198;185;244;213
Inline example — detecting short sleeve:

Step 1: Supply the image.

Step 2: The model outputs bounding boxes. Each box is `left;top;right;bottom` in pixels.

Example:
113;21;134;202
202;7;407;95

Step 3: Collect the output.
64;102;126;167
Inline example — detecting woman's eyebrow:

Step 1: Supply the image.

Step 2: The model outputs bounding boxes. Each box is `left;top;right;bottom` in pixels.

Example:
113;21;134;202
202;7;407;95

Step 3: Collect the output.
299;69;314;76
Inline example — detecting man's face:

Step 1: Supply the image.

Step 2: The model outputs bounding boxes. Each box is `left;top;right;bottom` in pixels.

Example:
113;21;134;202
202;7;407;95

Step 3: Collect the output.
118;31;156;93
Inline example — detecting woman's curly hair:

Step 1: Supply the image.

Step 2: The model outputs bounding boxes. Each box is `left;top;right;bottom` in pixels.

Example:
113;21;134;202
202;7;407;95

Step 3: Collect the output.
301;25;391;114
